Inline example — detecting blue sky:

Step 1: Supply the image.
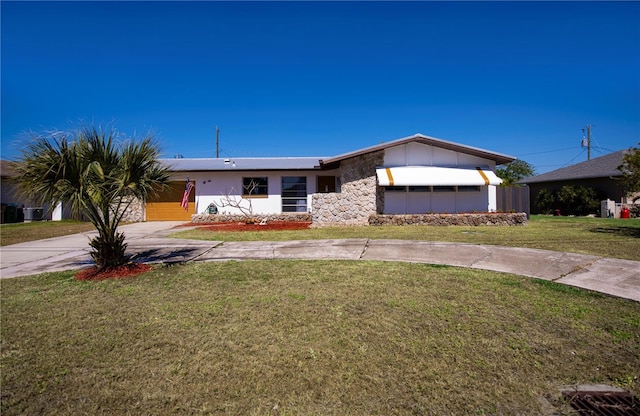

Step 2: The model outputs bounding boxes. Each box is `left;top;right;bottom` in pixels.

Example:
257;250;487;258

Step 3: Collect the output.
2;1;638;174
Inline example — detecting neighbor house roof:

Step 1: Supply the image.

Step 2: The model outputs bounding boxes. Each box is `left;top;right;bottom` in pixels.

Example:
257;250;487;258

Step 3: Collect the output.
319;133;516;167
0;160;17;178
519;149;628;184
158;157;324;172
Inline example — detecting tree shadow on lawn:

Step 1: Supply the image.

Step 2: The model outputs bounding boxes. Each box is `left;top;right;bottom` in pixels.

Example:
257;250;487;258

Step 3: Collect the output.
589;225;640;239
129;247;205;265
75;247;203;281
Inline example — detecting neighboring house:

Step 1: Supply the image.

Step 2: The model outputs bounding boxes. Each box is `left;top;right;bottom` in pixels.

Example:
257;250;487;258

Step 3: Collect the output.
1;160;18;205
519;149;636;215
1;160;22;223
151;133;515;224
1;160;69;222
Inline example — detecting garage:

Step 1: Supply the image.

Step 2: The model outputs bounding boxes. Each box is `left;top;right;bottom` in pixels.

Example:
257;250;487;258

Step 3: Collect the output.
146;181;195;221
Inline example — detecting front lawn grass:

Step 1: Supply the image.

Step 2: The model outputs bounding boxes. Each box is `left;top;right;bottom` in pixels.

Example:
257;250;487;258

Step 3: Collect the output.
173;216;640;261
0;220;94;246
2;260;638;415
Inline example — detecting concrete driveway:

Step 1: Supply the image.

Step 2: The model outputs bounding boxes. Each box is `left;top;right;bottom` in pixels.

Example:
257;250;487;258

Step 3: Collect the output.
1;221;639;302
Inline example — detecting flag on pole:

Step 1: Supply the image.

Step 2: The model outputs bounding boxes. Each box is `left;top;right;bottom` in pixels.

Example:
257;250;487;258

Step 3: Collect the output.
180;178;194;211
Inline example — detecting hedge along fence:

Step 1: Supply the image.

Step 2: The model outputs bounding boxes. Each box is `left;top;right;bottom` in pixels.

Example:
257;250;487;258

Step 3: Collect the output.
369;213;528;226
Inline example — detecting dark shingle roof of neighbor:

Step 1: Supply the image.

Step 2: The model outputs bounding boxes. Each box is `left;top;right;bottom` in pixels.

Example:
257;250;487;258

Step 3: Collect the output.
0;160;17;177
519;149;629;184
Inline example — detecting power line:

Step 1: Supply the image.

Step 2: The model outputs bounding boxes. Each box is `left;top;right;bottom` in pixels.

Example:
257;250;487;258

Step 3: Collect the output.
515;147;577;157
591;146;616;156
561;149;587;167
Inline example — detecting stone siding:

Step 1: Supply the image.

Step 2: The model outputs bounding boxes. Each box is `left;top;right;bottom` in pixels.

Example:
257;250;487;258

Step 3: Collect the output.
369;213;528;226
118;197;145;223
312;151;384;225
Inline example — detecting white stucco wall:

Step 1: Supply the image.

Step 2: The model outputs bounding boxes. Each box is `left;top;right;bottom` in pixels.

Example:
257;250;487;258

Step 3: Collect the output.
185;170;340;215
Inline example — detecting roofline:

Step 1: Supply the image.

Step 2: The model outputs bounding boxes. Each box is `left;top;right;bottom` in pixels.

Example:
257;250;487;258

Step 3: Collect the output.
518;148;630;184
319;133;516;166
163;167;324;173
158;157;325;172
519;173;624;184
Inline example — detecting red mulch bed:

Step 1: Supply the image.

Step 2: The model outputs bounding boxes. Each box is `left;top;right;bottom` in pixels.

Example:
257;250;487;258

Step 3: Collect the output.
75;263;153;281
196;221;312;232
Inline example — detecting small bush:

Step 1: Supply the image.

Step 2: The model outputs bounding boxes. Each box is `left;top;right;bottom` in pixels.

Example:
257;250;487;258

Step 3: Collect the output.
535;185;603;216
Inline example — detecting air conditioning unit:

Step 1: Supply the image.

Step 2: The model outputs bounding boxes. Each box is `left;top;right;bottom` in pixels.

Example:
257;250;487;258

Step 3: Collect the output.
23;207;44;222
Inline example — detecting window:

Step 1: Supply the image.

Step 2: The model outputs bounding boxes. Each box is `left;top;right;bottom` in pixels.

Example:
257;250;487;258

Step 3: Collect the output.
243;177;268;196
282;176;307;212
387;185;481;193
317;176;336;193
457;185;481;192
385;186;406;192
433;186;455;193
409;186;431;192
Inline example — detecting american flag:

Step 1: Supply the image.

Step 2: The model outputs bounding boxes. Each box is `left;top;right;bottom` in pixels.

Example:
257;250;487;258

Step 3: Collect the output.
180;178;194;211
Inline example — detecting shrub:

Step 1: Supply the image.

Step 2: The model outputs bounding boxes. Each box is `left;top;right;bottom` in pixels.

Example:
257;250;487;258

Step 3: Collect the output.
535;185;603;216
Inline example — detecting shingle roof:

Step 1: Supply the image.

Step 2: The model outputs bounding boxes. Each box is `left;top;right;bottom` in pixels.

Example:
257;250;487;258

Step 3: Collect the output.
519;149;628;184
0;160;17;178
158;157;324;172
159;134;515;172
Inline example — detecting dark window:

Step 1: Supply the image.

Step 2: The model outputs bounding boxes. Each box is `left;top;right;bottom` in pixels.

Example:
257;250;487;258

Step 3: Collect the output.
458;186;481;192
409;186;431;192
243;177;268;196
317;176;336;193
433;186;455;193
282;176;307;212
385;186;406;192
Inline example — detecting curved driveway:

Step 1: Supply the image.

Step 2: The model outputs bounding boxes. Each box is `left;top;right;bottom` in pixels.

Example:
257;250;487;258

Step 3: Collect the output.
1;221;639;302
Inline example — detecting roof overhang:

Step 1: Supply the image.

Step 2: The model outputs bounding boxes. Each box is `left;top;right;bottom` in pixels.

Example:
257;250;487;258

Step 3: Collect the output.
376;166;503;187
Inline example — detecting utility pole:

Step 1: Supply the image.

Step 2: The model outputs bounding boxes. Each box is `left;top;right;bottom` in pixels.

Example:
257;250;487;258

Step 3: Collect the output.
215;126;220;158
581;124;591;160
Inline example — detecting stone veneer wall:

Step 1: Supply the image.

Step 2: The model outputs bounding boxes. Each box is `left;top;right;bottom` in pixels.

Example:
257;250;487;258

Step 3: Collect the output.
118;197;145;223
369;212;528;226
312;150;384;226
191;213;312;223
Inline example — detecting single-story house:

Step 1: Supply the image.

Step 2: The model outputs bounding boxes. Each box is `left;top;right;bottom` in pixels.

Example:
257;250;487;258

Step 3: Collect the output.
519;149;637;216
145;133;515;224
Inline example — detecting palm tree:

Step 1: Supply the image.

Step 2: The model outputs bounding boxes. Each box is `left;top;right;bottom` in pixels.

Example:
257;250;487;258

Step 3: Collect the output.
13;126;171;270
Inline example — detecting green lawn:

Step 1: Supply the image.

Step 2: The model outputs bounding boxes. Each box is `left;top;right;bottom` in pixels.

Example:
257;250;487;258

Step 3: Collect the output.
2;261;639;415
2;215;639;414
173;215;640;261
0;220;95;246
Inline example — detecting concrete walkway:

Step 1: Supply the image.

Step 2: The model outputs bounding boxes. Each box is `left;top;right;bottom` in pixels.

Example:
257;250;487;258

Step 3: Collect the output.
1;221;639;302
